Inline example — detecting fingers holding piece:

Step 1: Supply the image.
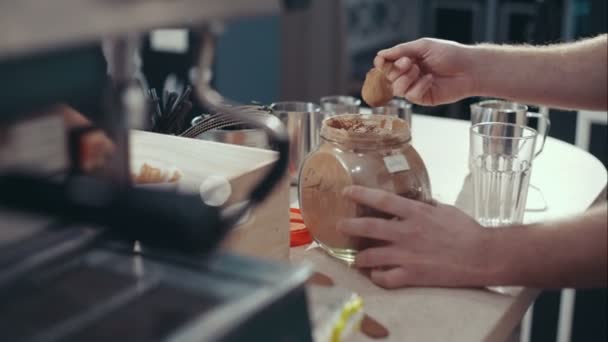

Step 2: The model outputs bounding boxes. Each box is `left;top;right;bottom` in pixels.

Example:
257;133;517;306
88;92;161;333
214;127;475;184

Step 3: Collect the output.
387;57;413;82
404;74;434;105
373;55;395;75
373;55;385;70
392;65;420;97
377;39;428;61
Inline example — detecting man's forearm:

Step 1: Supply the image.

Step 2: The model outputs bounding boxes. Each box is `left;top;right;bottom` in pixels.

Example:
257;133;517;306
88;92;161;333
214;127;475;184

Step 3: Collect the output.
472;34;608;111
488;204;607;288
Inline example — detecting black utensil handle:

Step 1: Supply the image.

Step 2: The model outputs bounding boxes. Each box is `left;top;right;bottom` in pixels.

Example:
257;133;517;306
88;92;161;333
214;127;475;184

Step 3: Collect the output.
166;101;193;135
170;85;192;114
165;93;178;114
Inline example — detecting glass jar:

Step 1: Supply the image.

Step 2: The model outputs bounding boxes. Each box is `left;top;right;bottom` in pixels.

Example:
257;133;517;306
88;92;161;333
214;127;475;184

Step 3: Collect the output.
298;114;432;263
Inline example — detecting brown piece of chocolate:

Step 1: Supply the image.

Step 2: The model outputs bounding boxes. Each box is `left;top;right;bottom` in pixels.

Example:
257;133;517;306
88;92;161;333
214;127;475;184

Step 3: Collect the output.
361;65;393;107
361;314;390;339
306;272;335;287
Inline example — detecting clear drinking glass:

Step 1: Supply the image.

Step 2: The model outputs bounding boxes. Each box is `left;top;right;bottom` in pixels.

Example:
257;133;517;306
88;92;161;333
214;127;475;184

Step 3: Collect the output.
470;100;550;212
320;96;361;115
470;123;538;227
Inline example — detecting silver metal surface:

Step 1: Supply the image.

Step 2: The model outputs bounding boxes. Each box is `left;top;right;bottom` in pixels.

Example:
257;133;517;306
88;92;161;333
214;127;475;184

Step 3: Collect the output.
320;95;361;115
102;37;142;185
183;106;275;139
195;129;269;149
371;98;412;127
470;100;551;157
270;102;321;185
187;110;273;149
471;100;529;126
0;0;279;59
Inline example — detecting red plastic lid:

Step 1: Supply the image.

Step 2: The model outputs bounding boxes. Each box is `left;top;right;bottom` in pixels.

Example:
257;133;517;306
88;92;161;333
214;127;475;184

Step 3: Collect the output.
290;208;312;247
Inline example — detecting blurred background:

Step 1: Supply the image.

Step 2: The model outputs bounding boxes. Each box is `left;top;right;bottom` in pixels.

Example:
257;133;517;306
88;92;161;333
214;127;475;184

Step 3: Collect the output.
205;0;607;341
212;0;606;162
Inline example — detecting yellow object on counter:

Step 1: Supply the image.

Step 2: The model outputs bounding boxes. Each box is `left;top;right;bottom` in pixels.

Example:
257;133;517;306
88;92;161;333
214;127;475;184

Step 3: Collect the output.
330;295;364;342
307;286;364;342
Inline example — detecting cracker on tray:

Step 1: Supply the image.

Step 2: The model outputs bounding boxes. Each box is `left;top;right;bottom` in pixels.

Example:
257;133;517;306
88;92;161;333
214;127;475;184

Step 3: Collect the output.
132;162;181;184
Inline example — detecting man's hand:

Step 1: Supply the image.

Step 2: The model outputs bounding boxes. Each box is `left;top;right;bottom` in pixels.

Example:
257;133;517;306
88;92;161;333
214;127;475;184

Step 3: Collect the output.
374;38;477;106
337;185;497;289
376;34;607;110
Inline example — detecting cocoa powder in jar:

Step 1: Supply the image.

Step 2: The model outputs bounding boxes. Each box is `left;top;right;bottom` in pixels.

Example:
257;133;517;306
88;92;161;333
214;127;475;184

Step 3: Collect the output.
299;114;432;259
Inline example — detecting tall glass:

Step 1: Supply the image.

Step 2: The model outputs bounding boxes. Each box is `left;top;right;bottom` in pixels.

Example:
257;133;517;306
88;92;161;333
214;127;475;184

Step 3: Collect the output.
470;100;550;212
320;95;361;115
470;123;538;227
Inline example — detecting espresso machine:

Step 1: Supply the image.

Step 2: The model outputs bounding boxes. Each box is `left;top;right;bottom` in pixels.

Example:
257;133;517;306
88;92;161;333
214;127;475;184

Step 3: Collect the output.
0;1;315;341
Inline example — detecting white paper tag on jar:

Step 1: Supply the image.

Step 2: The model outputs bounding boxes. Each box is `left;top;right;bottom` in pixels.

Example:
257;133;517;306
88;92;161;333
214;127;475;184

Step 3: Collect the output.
383;154;410;173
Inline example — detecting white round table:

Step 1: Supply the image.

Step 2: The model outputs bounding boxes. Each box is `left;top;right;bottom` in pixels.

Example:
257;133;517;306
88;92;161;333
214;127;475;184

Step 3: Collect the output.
412;114;607;223
291;114;607;342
